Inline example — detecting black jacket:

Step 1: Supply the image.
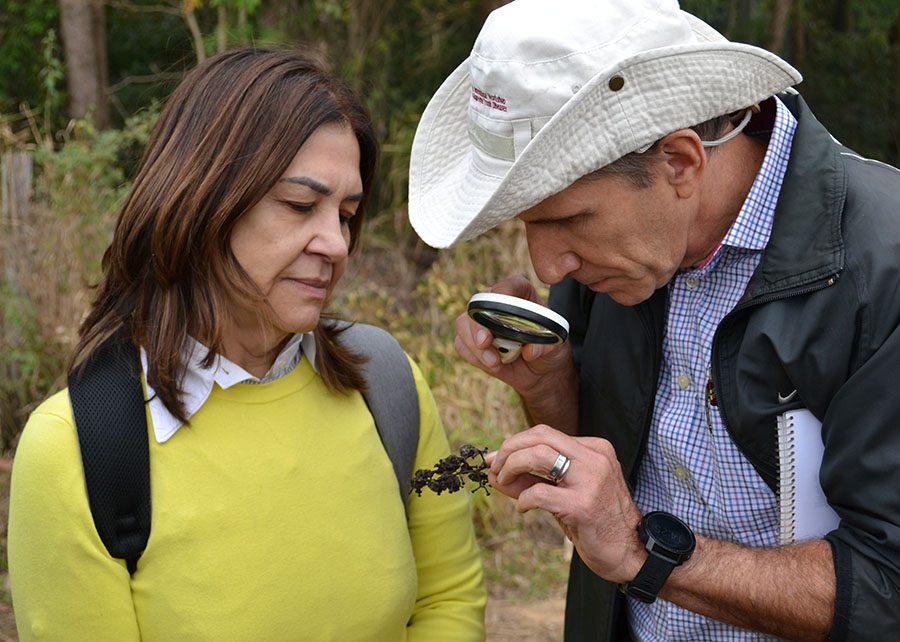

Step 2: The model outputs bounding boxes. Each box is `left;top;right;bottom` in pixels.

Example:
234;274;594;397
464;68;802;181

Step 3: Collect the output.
549;94;900;641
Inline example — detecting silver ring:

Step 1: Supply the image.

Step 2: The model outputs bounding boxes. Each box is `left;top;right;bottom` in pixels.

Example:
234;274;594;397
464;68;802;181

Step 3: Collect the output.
548;453;571;483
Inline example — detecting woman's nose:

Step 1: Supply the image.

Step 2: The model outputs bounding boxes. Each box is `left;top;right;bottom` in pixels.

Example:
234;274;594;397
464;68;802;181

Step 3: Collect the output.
308;211;350;261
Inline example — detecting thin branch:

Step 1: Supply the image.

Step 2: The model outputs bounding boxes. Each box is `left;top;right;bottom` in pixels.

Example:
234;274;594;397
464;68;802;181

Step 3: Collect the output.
184;9;206;63
105;0;182;16
107;71;185;94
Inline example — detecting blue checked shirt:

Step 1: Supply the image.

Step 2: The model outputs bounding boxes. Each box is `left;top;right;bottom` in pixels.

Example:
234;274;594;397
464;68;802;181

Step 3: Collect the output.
629;98;798;642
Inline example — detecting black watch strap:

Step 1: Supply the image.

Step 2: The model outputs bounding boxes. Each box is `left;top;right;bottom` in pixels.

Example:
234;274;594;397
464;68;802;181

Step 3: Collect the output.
623;552;676;604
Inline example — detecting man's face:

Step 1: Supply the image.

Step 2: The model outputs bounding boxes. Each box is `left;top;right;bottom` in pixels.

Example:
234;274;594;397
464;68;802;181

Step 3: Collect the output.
517;171;694;306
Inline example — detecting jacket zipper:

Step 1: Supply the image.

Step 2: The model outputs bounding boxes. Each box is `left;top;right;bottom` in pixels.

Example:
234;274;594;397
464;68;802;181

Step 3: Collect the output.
710;272;841;473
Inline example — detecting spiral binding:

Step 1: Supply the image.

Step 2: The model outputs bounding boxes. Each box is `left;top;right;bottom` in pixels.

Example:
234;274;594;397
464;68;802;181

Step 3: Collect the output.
777;413;797;545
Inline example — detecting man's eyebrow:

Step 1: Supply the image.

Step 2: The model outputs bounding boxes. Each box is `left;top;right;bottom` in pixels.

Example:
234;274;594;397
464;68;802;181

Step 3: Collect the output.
525;209;590;225
278;176;364;201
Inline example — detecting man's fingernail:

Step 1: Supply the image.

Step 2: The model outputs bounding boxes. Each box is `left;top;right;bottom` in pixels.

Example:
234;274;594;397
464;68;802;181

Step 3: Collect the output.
482;350;499;367
531;345;543;359
475;329;488;345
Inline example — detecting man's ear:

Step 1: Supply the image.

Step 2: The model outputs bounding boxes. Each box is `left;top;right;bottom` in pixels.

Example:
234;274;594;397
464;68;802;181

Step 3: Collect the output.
656;129;705;198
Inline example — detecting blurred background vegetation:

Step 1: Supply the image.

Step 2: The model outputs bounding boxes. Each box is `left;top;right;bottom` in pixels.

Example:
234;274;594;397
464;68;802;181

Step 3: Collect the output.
0;0;898;638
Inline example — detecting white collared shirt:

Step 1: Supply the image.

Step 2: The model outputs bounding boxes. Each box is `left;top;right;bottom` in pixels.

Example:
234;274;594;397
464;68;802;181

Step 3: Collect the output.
141;333;317;443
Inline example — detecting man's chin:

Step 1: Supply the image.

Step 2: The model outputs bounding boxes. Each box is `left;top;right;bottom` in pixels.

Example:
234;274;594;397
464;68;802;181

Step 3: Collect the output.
587;282;653;307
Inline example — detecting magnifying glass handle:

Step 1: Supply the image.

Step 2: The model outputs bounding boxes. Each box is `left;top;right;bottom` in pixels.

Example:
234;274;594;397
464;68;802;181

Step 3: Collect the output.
492;337;523;364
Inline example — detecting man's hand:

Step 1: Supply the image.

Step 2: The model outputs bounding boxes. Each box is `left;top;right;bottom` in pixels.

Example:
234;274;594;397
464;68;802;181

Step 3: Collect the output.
486;424;646;584
487;426;835;641
454;275;579;432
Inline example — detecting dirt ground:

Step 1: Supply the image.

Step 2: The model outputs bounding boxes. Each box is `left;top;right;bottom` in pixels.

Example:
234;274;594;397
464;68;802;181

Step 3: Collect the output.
486;596;566;641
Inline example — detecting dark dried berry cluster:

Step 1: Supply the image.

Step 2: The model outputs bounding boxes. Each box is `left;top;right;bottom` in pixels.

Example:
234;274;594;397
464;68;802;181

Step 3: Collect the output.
410;443;491;497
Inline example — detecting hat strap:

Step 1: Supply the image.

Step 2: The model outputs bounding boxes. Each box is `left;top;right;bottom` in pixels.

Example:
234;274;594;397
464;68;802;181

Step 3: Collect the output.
701;108;753;148
635;108;753;156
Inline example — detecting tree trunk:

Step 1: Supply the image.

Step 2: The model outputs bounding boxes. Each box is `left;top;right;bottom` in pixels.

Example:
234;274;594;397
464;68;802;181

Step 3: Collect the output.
791;0;806;66
726;0;756;42
58;0;110;128
183;5;206;63
237;5;247;44
217;4;227;53
480;0;512;23
0;152;34;390
832;0;852;33
768;0;791;53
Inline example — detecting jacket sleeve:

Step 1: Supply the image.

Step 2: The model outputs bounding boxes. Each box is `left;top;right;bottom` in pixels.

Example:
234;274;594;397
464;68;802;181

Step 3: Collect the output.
404;358;487;641
8;391;141;642
821;320;900;641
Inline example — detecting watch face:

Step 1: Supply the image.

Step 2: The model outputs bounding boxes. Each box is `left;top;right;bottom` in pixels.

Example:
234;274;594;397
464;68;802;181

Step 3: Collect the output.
645;512;695;554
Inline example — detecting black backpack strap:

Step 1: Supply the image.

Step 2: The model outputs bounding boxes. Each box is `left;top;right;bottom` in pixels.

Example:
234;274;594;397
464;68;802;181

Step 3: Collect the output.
68;336;151;576
338;323;420;515
68;324;418;576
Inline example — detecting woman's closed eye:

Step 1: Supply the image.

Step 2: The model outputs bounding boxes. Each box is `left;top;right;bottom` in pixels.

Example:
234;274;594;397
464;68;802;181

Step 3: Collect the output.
283;200;315;213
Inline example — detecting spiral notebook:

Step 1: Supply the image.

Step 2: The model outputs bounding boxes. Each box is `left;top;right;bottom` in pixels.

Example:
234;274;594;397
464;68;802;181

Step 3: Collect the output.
777;408;840;545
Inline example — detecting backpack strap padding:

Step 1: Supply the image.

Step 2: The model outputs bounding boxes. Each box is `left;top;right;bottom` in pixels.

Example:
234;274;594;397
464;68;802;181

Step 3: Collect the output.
68;337;150;575
69;324;418;574
339;323;420;514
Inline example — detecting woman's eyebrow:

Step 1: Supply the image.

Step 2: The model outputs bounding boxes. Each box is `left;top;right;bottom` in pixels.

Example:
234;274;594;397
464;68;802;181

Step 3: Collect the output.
279;175;364;201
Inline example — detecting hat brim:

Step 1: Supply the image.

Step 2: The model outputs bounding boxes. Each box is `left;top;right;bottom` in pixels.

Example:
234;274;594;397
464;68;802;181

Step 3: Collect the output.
409;28;801;248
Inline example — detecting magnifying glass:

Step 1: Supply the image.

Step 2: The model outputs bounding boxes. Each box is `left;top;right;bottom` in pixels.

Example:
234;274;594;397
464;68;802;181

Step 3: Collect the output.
467;293;570;364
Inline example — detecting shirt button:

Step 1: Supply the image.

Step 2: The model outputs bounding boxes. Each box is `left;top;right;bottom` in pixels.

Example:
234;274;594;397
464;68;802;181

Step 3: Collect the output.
685;276;700;289
677;372;691;389
674;466;691;481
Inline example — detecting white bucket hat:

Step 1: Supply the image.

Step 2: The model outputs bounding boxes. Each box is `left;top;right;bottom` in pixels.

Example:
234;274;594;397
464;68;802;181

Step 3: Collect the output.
408;0;802;248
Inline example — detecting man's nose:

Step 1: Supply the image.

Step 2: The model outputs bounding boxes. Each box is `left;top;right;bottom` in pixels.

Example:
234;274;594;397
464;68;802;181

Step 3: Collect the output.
526;234;581;285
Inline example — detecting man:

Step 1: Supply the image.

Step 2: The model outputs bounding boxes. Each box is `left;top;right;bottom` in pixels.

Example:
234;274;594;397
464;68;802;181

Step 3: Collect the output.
407;0;900;640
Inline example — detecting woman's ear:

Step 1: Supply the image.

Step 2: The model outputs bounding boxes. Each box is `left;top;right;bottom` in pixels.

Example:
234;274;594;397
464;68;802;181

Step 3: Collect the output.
657;129;705;198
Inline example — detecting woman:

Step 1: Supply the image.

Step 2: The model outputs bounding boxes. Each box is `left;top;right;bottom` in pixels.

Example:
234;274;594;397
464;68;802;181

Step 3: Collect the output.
8;48;485;640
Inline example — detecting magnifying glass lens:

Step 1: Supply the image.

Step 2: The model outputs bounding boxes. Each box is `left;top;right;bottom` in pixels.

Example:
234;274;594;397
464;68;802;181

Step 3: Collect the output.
475;310;560;339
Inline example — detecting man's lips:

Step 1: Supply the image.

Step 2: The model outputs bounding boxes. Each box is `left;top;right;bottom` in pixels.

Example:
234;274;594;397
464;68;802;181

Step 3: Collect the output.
583;276;611;291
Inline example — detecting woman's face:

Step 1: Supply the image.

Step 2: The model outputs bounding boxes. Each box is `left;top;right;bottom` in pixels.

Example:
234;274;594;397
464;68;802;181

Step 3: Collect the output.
229;122;363;343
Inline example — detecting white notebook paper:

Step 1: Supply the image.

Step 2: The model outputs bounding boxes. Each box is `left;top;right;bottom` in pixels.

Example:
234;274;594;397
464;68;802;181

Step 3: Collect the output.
777;408;840;545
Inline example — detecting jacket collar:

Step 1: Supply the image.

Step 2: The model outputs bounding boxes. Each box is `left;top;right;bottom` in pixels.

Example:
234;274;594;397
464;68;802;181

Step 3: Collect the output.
742;94;846;301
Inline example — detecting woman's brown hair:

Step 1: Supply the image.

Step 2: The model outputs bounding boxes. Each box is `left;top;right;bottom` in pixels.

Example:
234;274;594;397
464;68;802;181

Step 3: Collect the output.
72;47;378;423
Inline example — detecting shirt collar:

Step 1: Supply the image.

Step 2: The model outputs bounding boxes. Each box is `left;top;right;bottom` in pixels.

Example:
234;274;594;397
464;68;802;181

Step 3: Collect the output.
141;333;317;443
720;96;798;252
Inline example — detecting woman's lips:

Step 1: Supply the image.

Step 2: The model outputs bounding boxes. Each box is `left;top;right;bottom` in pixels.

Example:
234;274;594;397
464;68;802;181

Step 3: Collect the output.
286;277;329;298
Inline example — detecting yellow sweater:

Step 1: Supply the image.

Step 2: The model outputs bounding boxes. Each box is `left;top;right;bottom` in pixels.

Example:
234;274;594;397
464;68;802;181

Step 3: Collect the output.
9;356;485;641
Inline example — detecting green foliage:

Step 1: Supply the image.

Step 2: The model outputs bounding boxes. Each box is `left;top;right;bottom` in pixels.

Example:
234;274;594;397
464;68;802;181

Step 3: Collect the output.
105;6;193;124
0;0;60;116
679;0;899;167
0;108;157;448
278;0;482;178
37;30;66;134
799;2;899;165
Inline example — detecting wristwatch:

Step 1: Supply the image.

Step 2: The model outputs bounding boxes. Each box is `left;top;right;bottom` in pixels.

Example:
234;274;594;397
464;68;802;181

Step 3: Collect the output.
623;511;696;604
